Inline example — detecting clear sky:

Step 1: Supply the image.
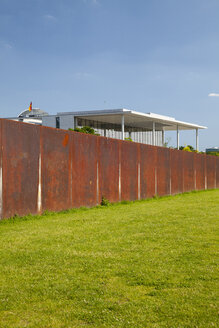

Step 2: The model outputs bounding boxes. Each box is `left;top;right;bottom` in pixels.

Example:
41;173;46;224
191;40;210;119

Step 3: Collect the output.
0;0;219;150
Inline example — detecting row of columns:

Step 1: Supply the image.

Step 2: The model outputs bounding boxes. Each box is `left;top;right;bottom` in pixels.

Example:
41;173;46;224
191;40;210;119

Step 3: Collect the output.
73;115;199;151
176;125;199;151
120;115;199;151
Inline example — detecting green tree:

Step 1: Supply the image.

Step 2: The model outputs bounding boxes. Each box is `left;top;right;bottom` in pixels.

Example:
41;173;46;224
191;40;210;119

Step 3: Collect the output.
69;126;100;136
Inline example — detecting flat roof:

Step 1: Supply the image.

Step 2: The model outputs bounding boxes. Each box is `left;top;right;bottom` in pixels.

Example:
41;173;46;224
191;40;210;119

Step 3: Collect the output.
56;108;207;131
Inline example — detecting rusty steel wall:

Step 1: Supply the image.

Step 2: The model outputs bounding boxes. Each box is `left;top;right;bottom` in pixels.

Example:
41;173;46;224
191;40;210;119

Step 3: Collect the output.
170;149;183;195
1;120;40;218
98;137;120;203
194;153;205;191
206;155;216;189
0;119;219;219
41;128;72;212
217;158;219;189
157;147;171;196
71;132;98;208
120;140;138;201
183;151;195;192
0;120;2;218
140;144;157;199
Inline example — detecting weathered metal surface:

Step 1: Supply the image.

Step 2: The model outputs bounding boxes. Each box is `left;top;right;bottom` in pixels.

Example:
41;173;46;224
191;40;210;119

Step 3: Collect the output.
98;136;120;203
140;144;156;198
170;149;183;195
0;120;3;219
216;157;219;189
156;147;170;196
206;155;216;189
71;132;98;208
120;140;138;201
0;119;218;220
1;119;40;218
194;153;205;190
183;151;195;192
41;127;72;212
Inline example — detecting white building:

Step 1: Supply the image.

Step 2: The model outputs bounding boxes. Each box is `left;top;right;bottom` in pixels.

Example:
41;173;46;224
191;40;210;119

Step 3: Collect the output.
6;108;207;151
42;108;206;151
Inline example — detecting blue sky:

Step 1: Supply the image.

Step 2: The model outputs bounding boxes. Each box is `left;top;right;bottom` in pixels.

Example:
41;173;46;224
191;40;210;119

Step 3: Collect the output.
0;0;219;149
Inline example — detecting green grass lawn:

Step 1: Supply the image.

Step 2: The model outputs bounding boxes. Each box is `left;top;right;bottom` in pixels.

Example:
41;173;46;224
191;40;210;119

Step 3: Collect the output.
0;190;218;328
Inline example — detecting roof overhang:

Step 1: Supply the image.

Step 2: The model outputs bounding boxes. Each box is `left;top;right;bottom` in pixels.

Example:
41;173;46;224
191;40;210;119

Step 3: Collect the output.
57;108;207;131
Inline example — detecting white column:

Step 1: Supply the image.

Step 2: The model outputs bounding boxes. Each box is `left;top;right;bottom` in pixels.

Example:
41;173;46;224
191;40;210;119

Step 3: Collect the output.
196;129;199;151
152;122;155;146
177;125;179;150
72;115;75;129
121;115;125;140
162;129;165;147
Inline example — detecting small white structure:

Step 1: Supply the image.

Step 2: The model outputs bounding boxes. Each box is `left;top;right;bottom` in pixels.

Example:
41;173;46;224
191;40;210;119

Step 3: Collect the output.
12;108;49;125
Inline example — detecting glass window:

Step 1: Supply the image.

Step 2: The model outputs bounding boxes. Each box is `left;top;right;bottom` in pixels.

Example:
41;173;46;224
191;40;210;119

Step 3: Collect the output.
56;117;60;129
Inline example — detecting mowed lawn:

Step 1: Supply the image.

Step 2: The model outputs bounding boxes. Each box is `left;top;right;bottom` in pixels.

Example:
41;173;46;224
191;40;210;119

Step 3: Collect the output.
0;191;218;328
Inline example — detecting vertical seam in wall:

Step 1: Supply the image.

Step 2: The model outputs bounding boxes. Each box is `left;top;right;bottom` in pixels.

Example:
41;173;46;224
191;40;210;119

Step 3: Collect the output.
205;158;207;190
216;158;219;188
37;131;42;214
169;151;171;195
155;167;157;196
138;162;140;200
118;142;121;202
182;153;184;193
194;162;196;190
37;152;42;213
0;124;2;219
96;160;99;205
119;162;121;201
169;166;171;195
194;168;196;190
70;135;73;206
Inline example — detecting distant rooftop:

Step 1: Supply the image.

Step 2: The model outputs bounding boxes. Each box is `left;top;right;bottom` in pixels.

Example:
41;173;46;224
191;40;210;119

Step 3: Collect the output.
18;108;48;118
206;147;219;153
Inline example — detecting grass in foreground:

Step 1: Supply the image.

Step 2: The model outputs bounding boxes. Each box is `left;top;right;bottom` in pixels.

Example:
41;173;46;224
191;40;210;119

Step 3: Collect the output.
0;190;218;328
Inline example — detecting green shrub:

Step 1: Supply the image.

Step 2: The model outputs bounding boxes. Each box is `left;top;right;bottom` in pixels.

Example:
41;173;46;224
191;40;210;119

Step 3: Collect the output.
180;145;196;152
125;137;133;142
101;196;110;206
206;152;219;157
183;146;192;152
69;126;100;136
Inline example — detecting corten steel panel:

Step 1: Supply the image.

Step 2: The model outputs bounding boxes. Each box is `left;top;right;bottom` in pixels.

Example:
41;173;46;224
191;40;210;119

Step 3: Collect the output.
98;137;119;203
156;147;171;196
206;156;216;189
2;120;40;218
194;153;205;191
216;158;219;189
170;149;183;195
140;144;157;198
71;132;98;208
120;141;138;201
41;127;72;212
183;151;195;192
0;120;2;219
